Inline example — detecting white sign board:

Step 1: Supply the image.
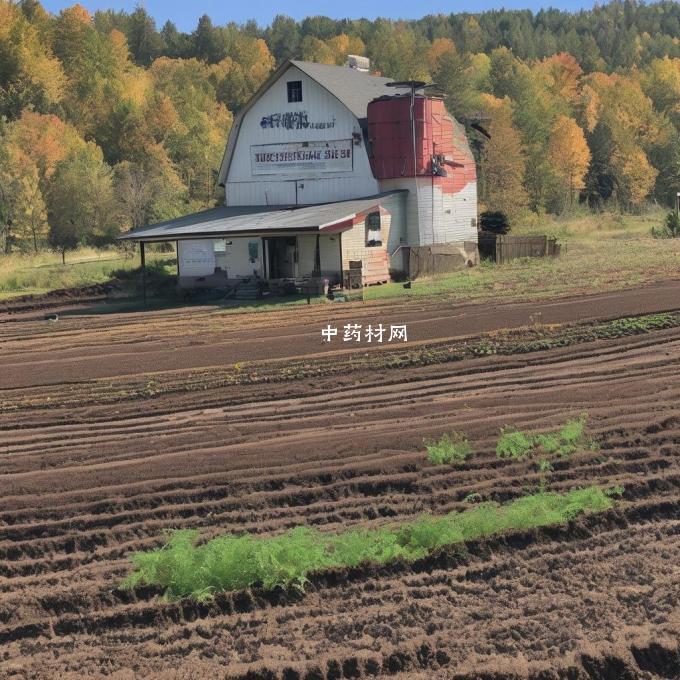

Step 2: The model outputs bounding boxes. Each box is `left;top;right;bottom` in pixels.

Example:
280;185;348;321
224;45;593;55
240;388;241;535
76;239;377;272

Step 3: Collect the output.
251;140;353;176
178;239;215;277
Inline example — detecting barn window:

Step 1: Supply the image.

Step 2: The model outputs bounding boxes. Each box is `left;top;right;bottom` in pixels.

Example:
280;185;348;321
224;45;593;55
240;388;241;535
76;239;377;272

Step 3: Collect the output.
365;212;382;247
287;80;302;103
214;239;232;253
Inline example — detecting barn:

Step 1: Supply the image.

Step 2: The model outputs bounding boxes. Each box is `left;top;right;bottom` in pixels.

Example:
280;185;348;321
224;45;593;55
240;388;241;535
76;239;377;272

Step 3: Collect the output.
119;58;479;292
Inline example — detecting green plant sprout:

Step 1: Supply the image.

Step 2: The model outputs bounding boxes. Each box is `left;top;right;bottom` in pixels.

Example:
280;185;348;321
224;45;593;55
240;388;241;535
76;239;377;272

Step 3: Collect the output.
497;413;597;460
496;427;535;459
121;486;617;602
425;432;472;464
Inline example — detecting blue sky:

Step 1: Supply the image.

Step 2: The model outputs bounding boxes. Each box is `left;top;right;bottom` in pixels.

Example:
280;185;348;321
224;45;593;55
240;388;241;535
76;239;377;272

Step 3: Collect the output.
41;1;598;32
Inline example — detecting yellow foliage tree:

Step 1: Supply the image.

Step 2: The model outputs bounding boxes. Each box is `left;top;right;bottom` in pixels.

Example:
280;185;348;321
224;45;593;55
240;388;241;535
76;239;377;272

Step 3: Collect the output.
301;36;335;65
327;34;366;65
0;145;49;253
6;111;86;183
0;1;65;109
427;37;456;73
548;115;591;211
480;100;529;221
610;144;658;209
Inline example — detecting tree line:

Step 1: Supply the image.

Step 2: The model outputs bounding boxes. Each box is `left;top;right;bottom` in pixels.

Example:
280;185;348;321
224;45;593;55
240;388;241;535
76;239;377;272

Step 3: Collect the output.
1;0;680;256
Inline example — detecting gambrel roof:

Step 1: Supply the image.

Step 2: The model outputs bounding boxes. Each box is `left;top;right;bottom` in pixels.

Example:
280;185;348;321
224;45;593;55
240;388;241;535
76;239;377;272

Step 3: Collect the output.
216;60;395;187
289;60;394;121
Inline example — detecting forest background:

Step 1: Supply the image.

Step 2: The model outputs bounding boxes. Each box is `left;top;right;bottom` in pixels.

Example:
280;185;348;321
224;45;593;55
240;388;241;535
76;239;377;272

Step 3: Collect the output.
2;0;680;256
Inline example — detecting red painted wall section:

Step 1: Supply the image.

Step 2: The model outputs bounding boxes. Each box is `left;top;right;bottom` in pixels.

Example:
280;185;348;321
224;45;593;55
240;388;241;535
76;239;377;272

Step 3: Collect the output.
367;95;476;195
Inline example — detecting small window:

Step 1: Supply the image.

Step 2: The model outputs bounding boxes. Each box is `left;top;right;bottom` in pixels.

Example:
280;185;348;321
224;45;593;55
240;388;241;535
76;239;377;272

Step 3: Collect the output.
287;80;302;103
365;212;382;247
213;239;232;253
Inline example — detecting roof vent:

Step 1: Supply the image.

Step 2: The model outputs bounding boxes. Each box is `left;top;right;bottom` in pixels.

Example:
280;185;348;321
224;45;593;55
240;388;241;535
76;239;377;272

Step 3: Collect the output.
346;55;370;72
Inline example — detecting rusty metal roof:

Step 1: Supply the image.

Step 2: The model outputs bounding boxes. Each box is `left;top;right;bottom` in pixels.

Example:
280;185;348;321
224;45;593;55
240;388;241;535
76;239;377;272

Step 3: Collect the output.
117;192;405;242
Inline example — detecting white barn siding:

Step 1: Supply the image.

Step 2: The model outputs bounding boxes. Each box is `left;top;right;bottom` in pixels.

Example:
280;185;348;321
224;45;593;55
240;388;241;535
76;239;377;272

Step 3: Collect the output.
225;65;379;206
179;238;263;279
377;178;477;246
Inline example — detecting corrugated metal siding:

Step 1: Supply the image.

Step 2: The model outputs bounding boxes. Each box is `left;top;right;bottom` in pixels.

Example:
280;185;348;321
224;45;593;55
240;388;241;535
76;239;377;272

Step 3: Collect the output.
226;65;379;206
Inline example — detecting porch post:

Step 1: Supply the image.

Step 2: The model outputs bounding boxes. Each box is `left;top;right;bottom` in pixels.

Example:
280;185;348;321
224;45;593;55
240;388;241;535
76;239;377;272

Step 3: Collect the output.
338;232;344;289
313;233;321;276
140;241;147;306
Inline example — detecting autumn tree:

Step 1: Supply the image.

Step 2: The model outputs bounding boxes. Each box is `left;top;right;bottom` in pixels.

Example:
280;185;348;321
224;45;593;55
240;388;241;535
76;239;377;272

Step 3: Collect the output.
369;21;431;80
47;144;115;261
640;57;680;129
0;140;49;253
584;73;661;209
327;34;365;64
0;0;65;118
150;57;232;206
6;109;84;171
479;99;529;221
610;143;658;210
114;149;186;231
427;37;456;73
210;36;274;111
547;115;591;211
267;15;300;64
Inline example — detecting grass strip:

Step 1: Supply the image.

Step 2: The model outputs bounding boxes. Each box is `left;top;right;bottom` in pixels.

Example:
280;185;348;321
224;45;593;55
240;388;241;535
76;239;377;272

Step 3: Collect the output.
121;486;618;601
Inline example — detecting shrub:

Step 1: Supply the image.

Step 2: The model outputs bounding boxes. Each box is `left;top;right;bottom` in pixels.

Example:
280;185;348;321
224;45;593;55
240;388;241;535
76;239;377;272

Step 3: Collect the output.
535;413;596;456
498;413;596;460
496;427;534;459
480;211;511;234
651;210;680;238
425;432;472;464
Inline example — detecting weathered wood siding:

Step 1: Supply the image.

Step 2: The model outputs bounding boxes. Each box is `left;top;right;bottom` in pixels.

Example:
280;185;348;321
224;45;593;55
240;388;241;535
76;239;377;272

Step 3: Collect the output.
339;192;406;284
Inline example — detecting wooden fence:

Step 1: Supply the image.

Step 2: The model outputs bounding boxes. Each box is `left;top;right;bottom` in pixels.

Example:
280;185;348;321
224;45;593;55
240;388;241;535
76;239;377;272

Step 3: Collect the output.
478;233;561;264
407;242;478;279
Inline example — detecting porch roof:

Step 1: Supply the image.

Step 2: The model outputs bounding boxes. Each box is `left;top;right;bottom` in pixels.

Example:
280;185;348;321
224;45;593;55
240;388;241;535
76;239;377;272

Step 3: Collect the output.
118;192;404;242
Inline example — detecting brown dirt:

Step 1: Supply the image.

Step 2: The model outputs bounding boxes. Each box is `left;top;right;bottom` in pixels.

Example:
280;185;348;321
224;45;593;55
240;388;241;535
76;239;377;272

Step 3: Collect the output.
0;283;122;315
4;279;680;390
0;283;678;679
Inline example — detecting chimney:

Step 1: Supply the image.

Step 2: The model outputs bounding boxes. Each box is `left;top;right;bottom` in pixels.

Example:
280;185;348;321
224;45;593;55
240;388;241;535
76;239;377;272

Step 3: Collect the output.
346;55;370;72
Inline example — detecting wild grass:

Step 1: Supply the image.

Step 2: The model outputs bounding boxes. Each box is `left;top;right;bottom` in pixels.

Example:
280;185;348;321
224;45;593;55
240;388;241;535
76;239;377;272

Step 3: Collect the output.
496;413;597;460
364;209;679;305
425;432;472;464
121;486;619;601
0;246;174;297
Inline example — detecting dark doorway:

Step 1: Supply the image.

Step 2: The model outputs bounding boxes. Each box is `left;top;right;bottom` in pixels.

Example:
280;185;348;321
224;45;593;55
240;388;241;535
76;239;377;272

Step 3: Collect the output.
265;236;297;278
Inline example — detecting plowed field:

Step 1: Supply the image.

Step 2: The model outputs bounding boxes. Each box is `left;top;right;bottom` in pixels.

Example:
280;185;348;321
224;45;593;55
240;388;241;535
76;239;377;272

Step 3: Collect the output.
0;285;678;679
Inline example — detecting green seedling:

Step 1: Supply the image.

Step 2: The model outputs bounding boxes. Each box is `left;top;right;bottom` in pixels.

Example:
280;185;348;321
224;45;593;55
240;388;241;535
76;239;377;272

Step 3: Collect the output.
121;486;616;601
425;432;472;465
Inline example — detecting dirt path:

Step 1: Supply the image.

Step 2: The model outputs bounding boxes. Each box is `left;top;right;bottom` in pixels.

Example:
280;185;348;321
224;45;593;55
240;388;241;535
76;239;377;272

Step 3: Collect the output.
3;279;680;390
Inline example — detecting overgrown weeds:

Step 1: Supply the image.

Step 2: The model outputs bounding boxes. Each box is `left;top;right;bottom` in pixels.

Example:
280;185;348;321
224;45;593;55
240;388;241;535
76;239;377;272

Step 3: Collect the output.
121;486;618;601
496;427;535;459
425;432;472;464
497;413;597;460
